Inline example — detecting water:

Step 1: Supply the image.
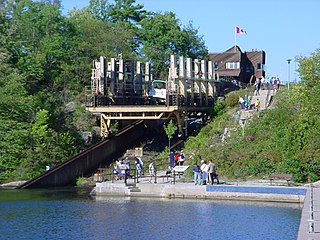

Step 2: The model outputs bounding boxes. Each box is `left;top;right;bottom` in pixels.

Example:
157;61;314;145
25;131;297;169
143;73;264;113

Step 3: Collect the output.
0;188;301;240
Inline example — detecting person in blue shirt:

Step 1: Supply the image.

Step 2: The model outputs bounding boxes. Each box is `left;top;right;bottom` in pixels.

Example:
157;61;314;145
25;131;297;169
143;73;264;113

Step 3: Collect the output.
192;162;201;185
168;151;175;170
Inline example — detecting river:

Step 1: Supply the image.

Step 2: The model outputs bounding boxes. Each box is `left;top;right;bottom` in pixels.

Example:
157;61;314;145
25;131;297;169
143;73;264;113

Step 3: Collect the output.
0;187;301;240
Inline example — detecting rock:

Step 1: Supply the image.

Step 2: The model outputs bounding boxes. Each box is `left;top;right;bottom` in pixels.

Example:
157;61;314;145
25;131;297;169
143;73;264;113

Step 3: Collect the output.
0;181;27;188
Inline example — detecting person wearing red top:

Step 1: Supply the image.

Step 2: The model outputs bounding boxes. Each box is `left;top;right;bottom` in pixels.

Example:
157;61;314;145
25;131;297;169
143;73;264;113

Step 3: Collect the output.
174;152;180;166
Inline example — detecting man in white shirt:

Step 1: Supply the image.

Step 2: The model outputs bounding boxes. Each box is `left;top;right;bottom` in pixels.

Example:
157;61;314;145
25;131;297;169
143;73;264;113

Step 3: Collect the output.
200;160;209;185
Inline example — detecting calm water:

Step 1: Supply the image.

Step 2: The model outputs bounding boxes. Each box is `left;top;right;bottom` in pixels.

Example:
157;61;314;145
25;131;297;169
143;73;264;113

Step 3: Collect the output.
0;188;301;240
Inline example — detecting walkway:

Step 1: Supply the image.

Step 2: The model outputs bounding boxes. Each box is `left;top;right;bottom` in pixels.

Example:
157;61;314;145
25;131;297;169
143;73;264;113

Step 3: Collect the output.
297;183;320;239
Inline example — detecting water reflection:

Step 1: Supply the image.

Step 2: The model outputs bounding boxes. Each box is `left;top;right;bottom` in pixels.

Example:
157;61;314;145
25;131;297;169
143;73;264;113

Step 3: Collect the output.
0;188;301;240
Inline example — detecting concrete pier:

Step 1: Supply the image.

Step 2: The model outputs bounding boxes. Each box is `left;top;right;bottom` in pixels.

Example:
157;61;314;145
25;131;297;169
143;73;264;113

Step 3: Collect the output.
93;178;306;203
297;184;320;240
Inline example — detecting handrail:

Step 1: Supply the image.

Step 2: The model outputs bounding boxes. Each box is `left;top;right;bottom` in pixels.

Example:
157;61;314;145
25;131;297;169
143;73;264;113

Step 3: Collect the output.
309;183;315;233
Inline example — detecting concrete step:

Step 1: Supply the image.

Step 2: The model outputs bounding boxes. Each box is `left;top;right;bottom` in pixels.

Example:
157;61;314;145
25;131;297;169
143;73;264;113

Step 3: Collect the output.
129;188;141;192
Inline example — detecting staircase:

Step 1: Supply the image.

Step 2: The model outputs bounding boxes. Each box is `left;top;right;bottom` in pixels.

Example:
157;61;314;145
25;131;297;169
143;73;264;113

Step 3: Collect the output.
126;183;141;193
251;89;276;110
239;89;276;127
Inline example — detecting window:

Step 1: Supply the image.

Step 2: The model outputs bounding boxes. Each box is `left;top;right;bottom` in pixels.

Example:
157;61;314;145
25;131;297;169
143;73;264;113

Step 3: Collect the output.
226;62;240;69
257;63;265;70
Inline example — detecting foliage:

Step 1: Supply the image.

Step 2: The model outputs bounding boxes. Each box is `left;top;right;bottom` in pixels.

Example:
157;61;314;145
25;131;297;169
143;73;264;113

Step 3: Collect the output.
0;0;209;183
225;92;239;108
140;12;208;78
182;48;320;183
164;120;178;151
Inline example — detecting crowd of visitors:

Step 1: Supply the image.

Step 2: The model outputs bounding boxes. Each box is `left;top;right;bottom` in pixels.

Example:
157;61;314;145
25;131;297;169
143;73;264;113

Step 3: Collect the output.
111;150;220;186
113;157;131;180
192;160;219;185
168;150;185;170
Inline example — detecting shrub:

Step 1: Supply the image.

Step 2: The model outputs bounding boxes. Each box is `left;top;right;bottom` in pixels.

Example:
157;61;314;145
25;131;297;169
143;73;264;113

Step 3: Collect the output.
225;92;239;108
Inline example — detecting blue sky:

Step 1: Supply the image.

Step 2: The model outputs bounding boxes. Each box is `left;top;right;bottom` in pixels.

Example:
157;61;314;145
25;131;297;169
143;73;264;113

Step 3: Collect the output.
61;0;320;83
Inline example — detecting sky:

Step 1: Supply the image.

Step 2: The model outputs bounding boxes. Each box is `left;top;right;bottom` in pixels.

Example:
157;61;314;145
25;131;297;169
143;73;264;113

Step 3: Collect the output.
60;0;320;83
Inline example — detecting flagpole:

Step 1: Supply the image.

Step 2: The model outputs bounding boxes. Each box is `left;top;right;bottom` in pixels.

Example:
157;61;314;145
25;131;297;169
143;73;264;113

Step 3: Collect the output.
234;27;237;52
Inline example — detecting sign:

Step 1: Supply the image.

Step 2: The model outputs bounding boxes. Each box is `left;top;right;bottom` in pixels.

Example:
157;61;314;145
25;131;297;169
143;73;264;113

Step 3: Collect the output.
172;165;189;173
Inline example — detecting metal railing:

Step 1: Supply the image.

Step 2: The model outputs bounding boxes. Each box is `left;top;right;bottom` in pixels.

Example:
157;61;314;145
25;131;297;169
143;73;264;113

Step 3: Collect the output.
93;161;185;185
309;183;315;233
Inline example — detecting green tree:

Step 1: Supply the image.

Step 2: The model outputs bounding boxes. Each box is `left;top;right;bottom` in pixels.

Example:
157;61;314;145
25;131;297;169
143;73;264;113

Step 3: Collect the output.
164;120;177;152
140;12;208;78
107;0;147;24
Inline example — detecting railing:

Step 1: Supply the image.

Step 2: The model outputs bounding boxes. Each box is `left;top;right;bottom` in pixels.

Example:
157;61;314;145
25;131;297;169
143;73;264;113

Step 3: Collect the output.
309;183;315;233
92;161;185;185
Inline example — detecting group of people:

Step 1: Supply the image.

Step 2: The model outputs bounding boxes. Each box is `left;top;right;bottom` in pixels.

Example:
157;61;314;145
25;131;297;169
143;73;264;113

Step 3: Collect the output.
134;156;156;183
113;155;157;183
168;150;185;169
192;160;219;185
254;76;281;94
239;95;251;110
112;151;220;186
113;157;131;180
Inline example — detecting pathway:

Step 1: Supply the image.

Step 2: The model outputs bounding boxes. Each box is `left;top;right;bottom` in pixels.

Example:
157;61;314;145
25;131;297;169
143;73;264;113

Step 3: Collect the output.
297;183;320;239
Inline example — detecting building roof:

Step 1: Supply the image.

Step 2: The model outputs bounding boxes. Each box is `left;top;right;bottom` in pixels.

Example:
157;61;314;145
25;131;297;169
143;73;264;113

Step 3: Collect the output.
209;45;241;63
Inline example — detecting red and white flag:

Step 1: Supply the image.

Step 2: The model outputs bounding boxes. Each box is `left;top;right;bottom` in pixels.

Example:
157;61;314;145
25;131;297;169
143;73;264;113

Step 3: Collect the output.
235;27;247;34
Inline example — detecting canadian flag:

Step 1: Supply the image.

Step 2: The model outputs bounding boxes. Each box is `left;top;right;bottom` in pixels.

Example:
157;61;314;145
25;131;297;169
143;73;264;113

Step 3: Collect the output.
235;27;247;34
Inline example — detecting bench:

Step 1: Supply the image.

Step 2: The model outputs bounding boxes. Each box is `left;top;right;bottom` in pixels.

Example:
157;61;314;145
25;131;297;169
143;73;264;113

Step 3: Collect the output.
269;173;293;186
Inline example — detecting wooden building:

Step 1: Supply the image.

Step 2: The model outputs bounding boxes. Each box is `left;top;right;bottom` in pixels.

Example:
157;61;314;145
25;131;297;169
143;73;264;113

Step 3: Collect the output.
209;46;266;84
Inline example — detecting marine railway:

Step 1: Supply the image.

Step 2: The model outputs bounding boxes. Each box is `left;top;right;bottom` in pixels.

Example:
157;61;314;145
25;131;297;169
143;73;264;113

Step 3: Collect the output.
19;55;221;188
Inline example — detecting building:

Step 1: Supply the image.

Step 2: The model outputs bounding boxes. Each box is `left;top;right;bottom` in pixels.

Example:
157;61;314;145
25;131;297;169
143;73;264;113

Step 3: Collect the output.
208;46;266;84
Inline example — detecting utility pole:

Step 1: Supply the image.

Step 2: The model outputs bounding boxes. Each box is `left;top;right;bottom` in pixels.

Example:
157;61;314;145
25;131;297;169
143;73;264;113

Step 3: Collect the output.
287;59;292;91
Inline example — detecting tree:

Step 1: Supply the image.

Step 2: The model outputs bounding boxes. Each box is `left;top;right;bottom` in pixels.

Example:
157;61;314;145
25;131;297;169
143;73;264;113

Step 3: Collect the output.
164;120;177;152
140;12;208;78
107;0;147;24
88;0;109;21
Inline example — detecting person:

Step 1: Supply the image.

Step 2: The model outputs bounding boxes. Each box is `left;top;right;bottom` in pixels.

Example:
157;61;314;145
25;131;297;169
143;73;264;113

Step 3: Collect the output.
168;151;175;170
135;157;142;177
276;77;280;91
113;161;120;181
254;78;261;96
174;151;180;166
200;160;209;185
244;95;249;110
135;156;144;175
239;96;245;109
119;160;127;180
192;162;201;185
254;99;260;111
123;157;130;178
208;160;219;184
149;161;156;183
179;150;185;166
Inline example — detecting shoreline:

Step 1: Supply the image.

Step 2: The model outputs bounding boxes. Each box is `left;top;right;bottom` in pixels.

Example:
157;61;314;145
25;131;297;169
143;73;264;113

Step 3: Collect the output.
92;180;307;203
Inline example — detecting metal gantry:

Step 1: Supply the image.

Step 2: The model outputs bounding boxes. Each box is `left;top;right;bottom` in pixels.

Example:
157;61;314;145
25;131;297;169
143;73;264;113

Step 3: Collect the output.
86;55;219;137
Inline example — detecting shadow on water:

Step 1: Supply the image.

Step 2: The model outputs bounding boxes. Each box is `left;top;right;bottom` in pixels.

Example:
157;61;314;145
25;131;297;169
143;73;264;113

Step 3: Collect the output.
0;187;94;202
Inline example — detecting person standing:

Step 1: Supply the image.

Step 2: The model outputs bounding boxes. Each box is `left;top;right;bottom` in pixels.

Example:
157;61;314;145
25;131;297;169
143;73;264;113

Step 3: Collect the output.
192;162;201;185
149;161;156;183
168;151;175;170
208;160;219;184
135;157;142;177
254;78;261;96
200;160;209;185
174;151;180;166
179;150;185;166
254;98;260;112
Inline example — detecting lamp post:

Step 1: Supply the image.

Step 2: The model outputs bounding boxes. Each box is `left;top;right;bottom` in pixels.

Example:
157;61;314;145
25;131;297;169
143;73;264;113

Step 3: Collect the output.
239;116;246;137
287;59;292;91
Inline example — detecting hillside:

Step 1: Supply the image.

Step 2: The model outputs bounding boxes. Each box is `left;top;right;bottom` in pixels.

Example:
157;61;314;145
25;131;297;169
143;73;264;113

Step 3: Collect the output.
182;74;320;183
